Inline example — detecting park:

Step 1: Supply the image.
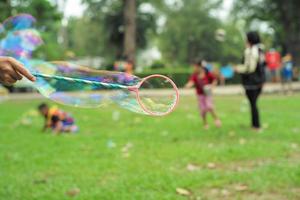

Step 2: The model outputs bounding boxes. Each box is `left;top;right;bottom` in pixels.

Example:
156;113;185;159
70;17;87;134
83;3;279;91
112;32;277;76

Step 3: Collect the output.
0;0;300;199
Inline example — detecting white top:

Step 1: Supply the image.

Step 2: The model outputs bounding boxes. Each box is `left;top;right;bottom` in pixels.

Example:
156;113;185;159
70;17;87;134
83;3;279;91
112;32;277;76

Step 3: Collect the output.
236;45;260;74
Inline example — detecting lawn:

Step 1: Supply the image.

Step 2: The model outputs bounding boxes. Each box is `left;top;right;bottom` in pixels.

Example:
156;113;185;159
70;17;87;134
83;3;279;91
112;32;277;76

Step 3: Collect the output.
0;94;300;200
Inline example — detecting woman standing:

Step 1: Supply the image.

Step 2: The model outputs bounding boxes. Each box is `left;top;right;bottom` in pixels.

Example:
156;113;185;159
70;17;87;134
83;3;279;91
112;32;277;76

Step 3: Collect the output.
236;31;266;131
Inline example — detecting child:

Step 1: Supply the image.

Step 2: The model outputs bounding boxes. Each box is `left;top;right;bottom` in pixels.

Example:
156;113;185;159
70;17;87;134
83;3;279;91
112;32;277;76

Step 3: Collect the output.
38;103;78;134
281;53;293;94
185;61;221;129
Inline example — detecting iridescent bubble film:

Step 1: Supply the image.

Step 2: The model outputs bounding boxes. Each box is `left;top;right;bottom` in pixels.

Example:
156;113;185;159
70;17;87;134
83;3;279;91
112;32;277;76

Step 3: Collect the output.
138;75;178;115
0;14;43;59
29;61;178;115
1;14;36;31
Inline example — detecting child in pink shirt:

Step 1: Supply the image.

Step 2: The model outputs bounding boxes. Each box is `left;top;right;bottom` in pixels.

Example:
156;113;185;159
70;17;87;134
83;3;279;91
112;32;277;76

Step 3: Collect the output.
185;61;221;129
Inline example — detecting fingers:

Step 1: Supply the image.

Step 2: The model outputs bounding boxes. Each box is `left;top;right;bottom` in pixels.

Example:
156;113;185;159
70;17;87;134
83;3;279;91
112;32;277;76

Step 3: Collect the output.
7;57;36;82
10;69;23;81
1;74;17;85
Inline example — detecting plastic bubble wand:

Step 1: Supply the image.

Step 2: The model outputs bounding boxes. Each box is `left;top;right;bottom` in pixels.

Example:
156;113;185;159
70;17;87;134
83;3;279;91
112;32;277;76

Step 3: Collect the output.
31;72;179;116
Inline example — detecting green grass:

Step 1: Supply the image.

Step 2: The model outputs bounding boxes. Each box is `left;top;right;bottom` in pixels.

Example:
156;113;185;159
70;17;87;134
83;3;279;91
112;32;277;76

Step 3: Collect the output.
1;94;300;200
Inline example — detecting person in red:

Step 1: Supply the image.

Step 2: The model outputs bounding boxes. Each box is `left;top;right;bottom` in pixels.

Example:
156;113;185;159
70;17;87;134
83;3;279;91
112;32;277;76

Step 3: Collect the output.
185;61;221;129
265;49;281;82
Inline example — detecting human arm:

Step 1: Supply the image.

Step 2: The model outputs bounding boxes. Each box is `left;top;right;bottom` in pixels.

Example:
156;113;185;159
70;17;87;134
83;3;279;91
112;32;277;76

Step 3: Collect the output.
42;119;52;132
211;79;218;88
205;73;218;94
235;47;259;74
0;57;36;85
53;121;63;134
184;80;194;88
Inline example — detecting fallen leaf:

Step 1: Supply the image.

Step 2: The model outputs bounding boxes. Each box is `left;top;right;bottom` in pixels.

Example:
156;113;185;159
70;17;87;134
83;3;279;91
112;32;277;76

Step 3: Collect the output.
291;143;298;149
66;187;80;197
221;189;230;196
121;142;133;153
122;152;130;158
21;118;32;126
239;138;246;145
228;131;235;137
208;143;214;148
176;188;191;196
207;162;216;169
209;188;219;195
292;128;299;133
262;123;269;129
235;166;244;172
186;163;200;172
234;184;248;192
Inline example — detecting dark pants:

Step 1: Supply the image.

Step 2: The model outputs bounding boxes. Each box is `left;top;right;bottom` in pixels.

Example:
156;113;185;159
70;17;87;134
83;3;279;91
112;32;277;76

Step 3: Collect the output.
245;87;262;128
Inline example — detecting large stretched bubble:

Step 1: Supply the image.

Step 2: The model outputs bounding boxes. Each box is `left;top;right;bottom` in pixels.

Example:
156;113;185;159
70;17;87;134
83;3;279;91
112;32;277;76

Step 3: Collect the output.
29;61;179;116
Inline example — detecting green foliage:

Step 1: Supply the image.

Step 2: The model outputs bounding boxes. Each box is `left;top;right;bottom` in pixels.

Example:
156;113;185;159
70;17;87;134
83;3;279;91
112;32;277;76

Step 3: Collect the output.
157;0;243;65
137;71;190;87
232;0;300;65
72;0;157;62
217;23;245;64
67;17;105;58
137;67;241;87
0;0;12;20
158;0;219;64
149;60;166;69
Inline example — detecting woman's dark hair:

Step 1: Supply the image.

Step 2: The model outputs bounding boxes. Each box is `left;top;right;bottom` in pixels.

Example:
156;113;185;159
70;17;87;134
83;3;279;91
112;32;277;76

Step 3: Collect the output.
193;60;209;74
246;31;261;45
194;60;202;67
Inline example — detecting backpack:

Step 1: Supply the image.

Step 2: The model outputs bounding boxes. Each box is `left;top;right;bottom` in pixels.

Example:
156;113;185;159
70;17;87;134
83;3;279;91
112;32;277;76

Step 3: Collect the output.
241;47;266;87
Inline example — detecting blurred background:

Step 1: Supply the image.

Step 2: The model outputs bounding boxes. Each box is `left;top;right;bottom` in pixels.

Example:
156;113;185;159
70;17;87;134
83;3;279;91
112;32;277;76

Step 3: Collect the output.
1;0;299;91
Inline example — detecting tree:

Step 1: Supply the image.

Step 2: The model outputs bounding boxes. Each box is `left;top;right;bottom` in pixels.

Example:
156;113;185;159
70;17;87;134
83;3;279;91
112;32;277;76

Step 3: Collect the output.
157;0;243;65
233;0;300;66
67;17;105;57
0;0;12;19
81;0;156;64
123;0;136;63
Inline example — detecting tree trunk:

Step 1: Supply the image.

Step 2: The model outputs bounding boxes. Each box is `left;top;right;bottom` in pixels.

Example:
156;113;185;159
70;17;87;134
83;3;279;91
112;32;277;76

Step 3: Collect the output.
286;39;300;67
282;23;300;67
123;0;136;65
6;0;11;16
278;0;300;66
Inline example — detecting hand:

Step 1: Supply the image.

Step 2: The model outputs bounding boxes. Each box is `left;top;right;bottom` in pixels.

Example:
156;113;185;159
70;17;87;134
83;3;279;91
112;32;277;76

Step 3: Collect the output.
204;85;213;95
233;66;239;73
0;57;36;85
